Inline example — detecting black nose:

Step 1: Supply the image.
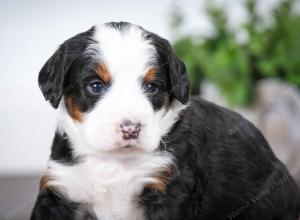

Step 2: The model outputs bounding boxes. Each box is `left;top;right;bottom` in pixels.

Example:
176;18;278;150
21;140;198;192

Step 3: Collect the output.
120;119;141;140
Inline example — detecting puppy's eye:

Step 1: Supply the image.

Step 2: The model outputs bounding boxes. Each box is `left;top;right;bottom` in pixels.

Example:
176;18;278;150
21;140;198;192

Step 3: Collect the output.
88;81;104;94
144;83;158;94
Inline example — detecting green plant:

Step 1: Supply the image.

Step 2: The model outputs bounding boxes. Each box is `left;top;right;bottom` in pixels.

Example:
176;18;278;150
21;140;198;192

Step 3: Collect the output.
170;0;300;106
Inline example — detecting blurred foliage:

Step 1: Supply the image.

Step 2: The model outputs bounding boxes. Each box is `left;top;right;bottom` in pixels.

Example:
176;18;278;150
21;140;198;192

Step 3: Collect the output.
170;0;300;106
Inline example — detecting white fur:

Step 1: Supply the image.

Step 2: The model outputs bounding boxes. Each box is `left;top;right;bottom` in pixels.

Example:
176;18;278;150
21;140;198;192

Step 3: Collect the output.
47;152;173;220
51;24;187;219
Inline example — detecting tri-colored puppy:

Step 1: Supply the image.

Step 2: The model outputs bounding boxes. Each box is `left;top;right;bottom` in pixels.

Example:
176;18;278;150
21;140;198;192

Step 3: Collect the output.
31;22;300;220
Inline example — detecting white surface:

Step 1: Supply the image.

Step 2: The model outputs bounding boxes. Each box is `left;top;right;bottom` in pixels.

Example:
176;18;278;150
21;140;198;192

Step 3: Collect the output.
0;0;278;175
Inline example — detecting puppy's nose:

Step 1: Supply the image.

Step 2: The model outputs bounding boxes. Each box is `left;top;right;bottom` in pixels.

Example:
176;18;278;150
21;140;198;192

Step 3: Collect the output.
120;119;141;140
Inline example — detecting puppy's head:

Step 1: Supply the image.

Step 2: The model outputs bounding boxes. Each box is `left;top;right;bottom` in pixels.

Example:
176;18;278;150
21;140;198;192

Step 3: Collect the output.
39;22;189;156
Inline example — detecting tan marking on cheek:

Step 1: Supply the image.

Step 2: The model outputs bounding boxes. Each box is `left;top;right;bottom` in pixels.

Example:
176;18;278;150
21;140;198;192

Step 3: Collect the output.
64;96;83;122
144;67;156;83
144;165;175;192
95;63;112;82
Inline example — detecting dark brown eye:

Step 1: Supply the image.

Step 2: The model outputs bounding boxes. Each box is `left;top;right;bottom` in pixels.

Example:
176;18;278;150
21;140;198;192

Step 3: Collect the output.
144;83;158;94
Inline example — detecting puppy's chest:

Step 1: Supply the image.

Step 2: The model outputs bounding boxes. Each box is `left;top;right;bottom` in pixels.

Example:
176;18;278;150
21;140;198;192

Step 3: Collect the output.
48;154;172;220
90;168;145;220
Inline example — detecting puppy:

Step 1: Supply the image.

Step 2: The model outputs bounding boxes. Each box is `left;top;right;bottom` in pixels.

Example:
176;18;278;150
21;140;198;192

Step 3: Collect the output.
31;22;300;220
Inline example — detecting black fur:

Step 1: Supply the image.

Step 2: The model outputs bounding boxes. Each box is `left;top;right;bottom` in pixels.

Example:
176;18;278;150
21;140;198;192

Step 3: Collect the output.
38;27;96;108
31;188;95;220
50;132;78;165
31;22;300;220
141;97;300;219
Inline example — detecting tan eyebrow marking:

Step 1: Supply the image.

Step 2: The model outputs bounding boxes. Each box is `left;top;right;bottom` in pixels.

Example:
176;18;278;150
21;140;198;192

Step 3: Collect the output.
95;63;112;82
64;96;83;122
144;67;156;83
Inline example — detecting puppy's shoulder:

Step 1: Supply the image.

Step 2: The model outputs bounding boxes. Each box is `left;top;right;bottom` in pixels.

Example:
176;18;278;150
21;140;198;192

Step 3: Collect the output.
182;97;247;133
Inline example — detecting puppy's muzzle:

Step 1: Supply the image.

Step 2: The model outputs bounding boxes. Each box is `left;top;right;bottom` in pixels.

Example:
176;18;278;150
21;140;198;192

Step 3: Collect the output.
120;119;141;140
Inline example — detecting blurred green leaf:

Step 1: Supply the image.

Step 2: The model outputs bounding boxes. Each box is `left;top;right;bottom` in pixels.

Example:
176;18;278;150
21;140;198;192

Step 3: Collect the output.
169;0;300;106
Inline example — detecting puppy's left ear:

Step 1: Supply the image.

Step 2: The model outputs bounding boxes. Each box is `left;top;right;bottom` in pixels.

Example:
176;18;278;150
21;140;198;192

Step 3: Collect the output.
168;52;190;104
148;32;190;104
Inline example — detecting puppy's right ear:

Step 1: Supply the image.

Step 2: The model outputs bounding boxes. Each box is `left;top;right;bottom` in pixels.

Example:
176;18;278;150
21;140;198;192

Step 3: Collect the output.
38;27;95;109
38;45;68;109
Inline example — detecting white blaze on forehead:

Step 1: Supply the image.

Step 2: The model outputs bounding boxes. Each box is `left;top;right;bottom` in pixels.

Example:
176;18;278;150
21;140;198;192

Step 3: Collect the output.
94;24;156;80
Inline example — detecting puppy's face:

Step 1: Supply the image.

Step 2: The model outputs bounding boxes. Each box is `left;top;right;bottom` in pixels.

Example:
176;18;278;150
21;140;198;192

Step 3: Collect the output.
39;22;189;156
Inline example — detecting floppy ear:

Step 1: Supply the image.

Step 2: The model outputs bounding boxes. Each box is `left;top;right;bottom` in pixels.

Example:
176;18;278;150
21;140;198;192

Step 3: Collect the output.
38;45;68;108
168;52;190;104
146;31;190;104
38;27;95;108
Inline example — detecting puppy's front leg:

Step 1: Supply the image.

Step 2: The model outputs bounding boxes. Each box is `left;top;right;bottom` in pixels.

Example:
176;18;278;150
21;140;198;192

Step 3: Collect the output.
30;188;95;220
30;188;77;220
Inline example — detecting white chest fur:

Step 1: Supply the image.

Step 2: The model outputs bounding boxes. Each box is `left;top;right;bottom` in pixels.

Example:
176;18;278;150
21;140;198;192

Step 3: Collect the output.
46;152;173;220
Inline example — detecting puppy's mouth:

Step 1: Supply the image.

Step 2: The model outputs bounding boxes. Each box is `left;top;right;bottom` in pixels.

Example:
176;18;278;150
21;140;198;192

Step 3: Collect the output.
108;140;145;155
119;145;143;153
